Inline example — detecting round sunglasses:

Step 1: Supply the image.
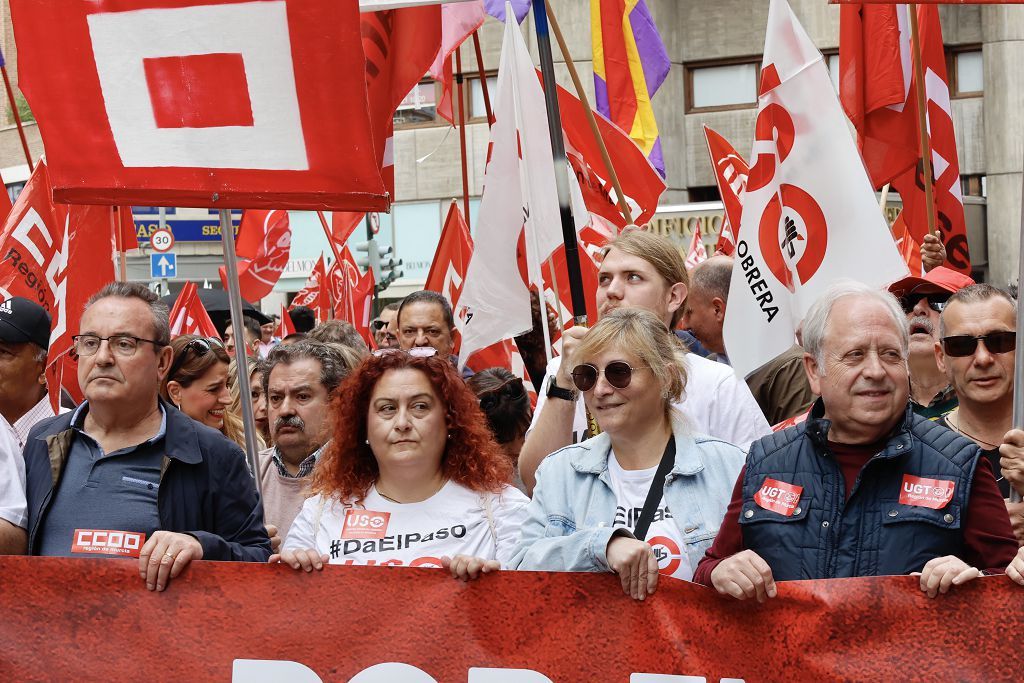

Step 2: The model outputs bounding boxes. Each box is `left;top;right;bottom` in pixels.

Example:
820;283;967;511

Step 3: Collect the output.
941;330;1016;358
570;361;647;392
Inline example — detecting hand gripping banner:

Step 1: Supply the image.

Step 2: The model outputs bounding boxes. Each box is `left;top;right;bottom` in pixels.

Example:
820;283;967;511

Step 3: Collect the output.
1;557;1023;681
11;0;388;211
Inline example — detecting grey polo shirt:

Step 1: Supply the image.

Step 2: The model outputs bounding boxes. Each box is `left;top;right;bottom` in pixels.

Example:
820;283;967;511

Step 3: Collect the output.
37;403;166;558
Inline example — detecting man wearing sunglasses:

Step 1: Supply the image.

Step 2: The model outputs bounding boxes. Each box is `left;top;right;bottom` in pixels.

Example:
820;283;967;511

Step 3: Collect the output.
934;284;1024;543
372;302;400;350
888;266;975;420
695;281;1017;601
21;283;271;592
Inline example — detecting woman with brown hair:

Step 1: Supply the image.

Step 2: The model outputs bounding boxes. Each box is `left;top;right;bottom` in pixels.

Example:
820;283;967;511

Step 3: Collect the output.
273;351;528;580
161;335;249;450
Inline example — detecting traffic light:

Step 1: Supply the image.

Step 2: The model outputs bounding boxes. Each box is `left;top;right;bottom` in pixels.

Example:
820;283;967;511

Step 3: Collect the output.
355;238;404;293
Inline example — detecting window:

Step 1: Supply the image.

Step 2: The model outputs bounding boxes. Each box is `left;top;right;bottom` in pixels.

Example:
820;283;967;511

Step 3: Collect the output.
688;186;721;203
469;74;497;121
687;60;759;112
961;174;986;198
393;81;441;128
825;53;840;93
949;48;983;97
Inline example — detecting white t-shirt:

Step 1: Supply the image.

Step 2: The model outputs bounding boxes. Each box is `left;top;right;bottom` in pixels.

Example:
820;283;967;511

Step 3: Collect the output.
284;480;529;569
607;453;693;581
0;422;26;529
530;353;771;451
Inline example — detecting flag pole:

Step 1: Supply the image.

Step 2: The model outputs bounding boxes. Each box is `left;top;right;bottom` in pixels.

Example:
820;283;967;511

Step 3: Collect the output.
1009;163;1024;504
316;210;345;264
544;0;632;230
111;207;126;282
1;65;33;171
218;209;262;493
532;0;589;326
471;31;494;126
455;48;472;229
908;5;939;239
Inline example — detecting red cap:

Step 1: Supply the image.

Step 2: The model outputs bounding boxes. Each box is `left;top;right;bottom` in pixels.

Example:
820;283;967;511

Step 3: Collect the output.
888;266;975;297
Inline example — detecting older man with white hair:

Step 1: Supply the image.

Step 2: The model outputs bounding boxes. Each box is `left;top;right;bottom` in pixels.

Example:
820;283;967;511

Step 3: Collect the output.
694;280;1017;601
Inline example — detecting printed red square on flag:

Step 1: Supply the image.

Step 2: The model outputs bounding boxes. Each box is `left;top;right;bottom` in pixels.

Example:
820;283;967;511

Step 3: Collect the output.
144;53;254;129
11;0;387;211
899;475;955;510
754;478;803;516
342;510;391;540
71;530;146;557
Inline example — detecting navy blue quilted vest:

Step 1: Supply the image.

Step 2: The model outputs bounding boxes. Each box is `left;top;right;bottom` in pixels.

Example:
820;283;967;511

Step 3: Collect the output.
740;402;980;580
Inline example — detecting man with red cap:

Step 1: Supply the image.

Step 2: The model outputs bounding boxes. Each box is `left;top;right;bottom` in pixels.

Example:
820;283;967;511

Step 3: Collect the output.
888;266;975;420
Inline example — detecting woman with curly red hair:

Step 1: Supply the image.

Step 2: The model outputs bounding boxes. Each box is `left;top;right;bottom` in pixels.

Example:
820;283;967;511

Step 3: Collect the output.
273;350;528;580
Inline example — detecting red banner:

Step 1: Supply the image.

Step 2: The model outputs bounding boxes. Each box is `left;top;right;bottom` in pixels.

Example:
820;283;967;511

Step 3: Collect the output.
2;557;1022;681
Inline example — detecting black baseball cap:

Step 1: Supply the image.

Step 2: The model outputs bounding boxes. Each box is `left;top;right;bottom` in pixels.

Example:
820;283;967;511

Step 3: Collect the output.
0;297;52;349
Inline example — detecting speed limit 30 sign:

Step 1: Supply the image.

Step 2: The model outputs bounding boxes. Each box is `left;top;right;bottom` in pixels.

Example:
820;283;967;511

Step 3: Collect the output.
150;228;175;253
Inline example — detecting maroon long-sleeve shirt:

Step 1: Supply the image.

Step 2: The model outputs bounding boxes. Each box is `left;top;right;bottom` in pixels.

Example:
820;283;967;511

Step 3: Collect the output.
693;440;1018;586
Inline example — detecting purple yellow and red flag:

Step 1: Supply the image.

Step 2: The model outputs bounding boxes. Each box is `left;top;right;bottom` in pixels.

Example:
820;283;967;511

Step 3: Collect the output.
591;0;670;177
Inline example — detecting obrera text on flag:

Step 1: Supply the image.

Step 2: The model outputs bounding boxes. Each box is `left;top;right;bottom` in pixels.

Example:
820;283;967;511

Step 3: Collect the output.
457;11;563;371
722;0;908;379
591;0;670;177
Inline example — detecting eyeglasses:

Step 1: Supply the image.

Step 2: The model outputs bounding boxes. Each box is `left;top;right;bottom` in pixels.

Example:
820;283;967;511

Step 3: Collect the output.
371;346;438;358
167;337;224;380
72;334;165;358
478;378;526;411
570;361;647;392
900;292;951;314
371;319;388;331
941;331;1017;358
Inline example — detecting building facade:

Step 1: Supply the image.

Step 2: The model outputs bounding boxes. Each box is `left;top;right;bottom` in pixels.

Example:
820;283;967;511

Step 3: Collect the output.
1;1;1022;304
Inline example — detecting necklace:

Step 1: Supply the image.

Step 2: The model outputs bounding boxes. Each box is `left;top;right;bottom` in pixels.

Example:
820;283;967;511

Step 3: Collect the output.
947;411;1001;449
376;479;446;504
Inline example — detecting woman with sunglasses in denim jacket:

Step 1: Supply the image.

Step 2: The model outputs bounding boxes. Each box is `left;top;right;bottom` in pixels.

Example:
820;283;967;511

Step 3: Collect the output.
160;335;256;451
510;308;745;600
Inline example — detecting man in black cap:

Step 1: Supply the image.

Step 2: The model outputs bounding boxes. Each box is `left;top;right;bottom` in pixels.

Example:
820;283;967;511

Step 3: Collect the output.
0;296;57;450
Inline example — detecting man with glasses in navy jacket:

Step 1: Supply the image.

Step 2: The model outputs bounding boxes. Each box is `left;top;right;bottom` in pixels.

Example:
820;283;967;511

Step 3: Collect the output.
23;283;270;591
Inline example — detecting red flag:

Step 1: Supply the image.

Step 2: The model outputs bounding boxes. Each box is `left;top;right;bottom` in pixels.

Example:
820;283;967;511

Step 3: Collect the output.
428;3;486;125
839;4;918;188
361;7;442;194
888;6;971;274
328;248;375;344
277;303;296;338
291;254;329;323
12;0;388;211
168;281;220;339
0;160;115;409
328;211;364;257
684;223;708;270
702;126;748;256
891;212;923;276
557;80;664;229
0;171;12;226
115;206;138;251
425;201;474;309
217;209;291;302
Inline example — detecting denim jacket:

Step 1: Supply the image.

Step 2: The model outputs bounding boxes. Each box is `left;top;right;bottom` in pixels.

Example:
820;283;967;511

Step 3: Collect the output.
510;413;744;575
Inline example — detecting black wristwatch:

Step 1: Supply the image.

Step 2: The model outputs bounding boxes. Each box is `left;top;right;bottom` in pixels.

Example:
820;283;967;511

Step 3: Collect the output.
546;376;577;401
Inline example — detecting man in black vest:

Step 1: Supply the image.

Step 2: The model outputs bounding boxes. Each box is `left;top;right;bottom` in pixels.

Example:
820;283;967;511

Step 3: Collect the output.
694;281;1017;600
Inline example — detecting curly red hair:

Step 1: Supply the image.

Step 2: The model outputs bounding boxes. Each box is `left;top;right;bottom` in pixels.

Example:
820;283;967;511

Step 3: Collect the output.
311;352;513;503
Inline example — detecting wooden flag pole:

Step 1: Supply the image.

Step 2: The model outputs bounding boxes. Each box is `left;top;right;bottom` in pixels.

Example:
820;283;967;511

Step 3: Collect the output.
908;5;939;238
471;31;494;126
544;0;632;229
1;65;33;171
532;0;589;326
218;209;262;491
455;48;472;229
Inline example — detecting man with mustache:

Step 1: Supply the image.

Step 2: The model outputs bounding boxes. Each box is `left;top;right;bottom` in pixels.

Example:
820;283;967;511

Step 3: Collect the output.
258;341;349;548
933;284;1024;544
22;283;270;590
695;281;1017;600
888;267;974;420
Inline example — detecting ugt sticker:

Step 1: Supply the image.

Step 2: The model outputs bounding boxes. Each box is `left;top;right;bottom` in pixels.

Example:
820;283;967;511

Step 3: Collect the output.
899;475;955;510
754;478;803;516
342;510;391;540
71;529;145;557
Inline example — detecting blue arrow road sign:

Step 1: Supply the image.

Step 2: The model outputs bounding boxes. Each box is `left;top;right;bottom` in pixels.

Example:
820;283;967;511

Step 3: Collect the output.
150;253;177;279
